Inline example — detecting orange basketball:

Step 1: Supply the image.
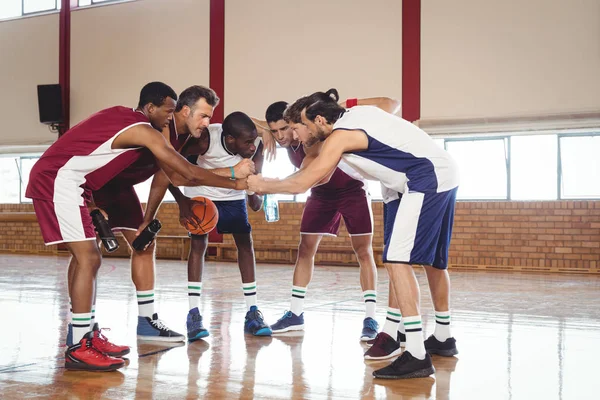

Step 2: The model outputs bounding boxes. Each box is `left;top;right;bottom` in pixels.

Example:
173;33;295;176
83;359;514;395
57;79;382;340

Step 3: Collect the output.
184;196;219;235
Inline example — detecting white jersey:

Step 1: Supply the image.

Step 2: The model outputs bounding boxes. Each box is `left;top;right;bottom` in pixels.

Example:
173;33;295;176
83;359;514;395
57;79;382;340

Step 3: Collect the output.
333;106;459;194
184;124;261;201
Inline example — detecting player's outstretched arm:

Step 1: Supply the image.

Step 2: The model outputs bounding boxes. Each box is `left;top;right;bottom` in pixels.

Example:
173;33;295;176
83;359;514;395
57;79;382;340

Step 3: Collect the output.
340;97;401;115
114;124;246;190
248;130;363;195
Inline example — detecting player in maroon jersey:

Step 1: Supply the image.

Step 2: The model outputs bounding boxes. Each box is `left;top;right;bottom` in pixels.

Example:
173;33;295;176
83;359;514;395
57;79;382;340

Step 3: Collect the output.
258;93;407;360
26;82;252;372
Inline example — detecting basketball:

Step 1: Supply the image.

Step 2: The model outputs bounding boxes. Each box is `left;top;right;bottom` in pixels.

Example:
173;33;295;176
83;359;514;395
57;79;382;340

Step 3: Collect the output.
183;196;219;235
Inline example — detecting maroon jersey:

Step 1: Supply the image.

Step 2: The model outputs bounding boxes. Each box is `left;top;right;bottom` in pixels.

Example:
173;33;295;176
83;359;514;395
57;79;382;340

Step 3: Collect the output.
26;106;150;205
286;143;365;197
98;118;188;188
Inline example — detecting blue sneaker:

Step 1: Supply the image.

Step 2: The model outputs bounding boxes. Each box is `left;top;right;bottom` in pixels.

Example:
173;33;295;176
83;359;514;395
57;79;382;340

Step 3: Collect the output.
361;317;379;342
137;313;185;342
187;307;209;342
270;311;304;334
244;306;272;336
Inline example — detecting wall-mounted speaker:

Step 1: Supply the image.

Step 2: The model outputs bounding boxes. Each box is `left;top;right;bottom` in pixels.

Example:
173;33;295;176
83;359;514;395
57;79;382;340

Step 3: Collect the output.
37;84;63;125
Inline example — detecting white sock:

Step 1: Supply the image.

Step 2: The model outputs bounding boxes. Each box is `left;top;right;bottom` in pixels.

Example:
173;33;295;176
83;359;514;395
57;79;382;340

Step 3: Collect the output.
434;310;452;341
403;315;426;359
383;307;401;337
89;304;96;329
363;290;376;319
242;282;257;311
188;281;202;311
137;290;155;317
71;312;92;343
290;285;307;316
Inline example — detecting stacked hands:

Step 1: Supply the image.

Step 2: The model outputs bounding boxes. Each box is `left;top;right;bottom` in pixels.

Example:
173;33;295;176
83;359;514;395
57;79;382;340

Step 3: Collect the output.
177;158;274;231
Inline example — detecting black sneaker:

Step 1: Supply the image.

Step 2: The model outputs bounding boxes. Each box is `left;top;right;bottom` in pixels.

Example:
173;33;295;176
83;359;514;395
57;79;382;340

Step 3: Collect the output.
373;351;435;379
137;313;185;342
424;335;458;357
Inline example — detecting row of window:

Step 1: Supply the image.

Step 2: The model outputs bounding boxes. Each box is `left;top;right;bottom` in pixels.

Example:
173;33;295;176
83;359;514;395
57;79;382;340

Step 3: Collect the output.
0;133;598;204
0;0;117;20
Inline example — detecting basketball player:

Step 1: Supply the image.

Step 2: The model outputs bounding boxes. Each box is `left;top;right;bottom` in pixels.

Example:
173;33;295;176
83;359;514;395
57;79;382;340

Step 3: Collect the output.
260;97;385;342
143;111;271;340
247;89;460;379
73;86;253;345
26;82;250;371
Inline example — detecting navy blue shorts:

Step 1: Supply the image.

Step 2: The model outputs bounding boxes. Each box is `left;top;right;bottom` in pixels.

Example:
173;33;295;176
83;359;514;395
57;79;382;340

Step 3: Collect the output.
383;188;457;269
190;199;251;236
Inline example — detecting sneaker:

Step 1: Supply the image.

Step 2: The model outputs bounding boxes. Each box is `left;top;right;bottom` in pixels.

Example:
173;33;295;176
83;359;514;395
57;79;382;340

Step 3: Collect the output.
65;331;125;372
137;313;185;342
187;307;209;342
270;311;304;334
364;332;402;360
244;306;272;336
424;335;459;357
367;331;406;347
360;317;379;341
373;351;435;379
90;323;130;357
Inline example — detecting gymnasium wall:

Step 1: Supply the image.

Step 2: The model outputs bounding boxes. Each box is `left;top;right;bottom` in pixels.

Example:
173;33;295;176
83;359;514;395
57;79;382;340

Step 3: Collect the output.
2;201;598;273
70;0;210;125
421;0;600;120
223;0;403;118
0;14;59;146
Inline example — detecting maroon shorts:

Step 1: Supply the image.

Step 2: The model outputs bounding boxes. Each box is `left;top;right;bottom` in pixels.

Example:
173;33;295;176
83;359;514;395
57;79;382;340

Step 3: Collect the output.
32;199;96;245
93;185;144;231
300;190;373;236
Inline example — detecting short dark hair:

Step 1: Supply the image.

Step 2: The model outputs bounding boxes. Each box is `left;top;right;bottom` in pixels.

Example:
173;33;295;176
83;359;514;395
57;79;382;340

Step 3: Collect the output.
284;88;340;123
265;101;288;123
138;82;177;109
175;85;220;112
222;111;255;138
305;100;346;124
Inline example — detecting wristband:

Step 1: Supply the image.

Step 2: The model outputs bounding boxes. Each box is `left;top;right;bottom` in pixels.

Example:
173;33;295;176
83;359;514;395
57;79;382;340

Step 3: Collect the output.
346;98;358;108
230;166;235;180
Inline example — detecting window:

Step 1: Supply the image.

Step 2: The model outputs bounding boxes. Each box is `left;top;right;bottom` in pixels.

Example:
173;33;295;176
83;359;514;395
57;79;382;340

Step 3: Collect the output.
23;0;58;14
510;135;558;200
262;147;298;202
0;157;21;203
134;178;175;204
1;0;125;21
19;157;40;203
560;135;600;199
445;138;509;200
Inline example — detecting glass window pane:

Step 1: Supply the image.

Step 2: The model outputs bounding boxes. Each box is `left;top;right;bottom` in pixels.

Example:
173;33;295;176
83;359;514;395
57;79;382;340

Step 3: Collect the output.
79;0;92;6
23;0;57;14
432;138;445;149
134;178;175;206
510;135;557;200
0;157;21;204
262;147;295;201
0;0;22;19
446;139;508;200
20;158;40;203
560;135;600;199
92;0;115;3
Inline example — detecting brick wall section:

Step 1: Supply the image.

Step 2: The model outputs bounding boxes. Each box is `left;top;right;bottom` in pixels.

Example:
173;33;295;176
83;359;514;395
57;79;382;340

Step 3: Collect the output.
1;200;598;273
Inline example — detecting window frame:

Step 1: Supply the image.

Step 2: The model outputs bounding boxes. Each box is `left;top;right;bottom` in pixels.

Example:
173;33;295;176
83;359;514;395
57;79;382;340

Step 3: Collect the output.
557;132;600;200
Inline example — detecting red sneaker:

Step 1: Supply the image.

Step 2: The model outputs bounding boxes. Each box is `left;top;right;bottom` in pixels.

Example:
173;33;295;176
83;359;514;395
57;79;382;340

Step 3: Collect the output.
65;332;125;371
91;323;130;357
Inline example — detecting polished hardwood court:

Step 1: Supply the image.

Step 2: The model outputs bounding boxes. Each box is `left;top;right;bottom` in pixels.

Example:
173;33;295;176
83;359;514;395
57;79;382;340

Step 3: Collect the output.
0;253;598;399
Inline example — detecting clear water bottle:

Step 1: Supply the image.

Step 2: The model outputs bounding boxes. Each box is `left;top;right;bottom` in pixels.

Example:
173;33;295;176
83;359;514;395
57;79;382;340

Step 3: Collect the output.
263;194;280;222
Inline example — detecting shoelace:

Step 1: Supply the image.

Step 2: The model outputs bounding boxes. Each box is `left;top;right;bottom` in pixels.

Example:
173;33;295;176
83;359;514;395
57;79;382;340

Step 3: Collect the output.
151;318;169;331
248;309;265;322
278;311;293;322
364;319;378;331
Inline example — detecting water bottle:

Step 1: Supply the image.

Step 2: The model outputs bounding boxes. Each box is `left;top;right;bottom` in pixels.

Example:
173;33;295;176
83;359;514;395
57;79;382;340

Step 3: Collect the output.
132;219;162;251
263;194;279;222
90;209;119;253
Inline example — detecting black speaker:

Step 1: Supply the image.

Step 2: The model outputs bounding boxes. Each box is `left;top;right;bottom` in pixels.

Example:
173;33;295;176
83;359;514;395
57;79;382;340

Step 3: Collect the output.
37;84;63;125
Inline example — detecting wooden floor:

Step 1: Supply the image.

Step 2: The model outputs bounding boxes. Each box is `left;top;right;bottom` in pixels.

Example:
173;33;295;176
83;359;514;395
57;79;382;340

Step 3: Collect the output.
0;254;599;399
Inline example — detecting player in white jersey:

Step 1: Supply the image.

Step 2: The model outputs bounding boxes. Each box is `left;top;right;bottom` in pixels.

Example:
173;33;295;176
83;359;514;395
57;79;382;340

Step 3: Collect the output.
171;111;271;339
248;90;460;380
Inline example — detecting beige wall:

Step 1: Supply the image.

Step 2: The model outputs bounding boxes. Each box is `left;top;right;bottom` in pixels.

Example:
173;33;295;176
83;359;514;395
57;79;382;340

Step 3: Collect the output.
421;0;600;120
223;0;402;119
70;0;210;125
0;14;59;146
